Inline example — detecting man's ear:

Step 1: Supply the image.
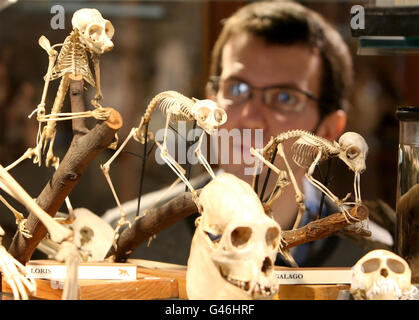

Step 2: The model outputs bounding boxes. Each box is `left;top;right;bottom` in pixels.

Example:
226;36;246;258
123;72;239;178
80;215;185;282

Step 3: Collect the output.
315;109;347;141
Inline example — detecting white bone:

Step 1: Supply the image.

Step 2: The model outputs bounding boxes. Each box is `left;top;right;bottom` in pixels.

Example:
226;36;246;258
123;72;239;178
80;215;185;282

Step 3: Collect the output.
101;91;227;248
187;173;282;299
10;8;115;170
254;130;368;229
0;240;36;300
351;249;418;300
0;164;73;244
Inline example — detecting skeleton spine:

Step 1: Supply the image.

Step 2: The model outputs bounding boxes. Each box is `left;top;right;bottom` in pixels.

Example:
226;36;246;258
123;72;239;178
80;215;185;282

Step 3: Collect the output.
140;91;194;126
274;130;340;153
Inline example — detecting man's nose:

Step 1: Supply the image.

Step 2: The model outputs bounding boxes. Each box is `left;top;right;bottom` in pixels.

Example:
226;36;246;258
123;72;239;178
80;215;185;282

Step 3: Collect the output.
239;93;266;129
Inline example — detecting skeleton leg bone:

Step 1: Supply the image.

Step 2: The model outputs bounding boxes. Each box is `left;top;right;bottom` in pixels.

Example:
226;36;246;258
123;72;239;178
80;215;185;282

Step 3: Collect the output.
0;241;36;300
34;75;70;167
101;128;137;247
250;147;290;213
305;152;359;224
0;193;31;238
276;143;306;230
4;148;37;171
194;131;216;179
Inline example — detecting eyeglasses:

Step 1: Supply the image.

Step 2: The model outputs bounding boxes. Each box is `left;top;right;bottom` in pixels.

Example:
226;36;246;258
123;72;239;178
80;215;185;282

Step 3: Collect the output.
209;76;319;114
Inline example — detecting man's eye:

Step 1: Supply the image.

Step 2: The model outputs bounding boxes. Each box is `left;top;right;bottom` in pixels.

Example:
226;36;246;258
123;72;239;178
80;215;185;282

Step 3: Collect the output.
230;82;249;97
277;92;297;105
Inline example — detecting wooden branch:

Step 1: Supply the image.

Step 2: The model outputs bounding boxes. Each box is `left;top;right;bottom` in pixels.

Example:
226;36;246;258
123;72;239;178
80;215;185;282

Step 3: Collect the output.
107;189;369;263
8;77;122;264
106;191;199;262
281;205;369;250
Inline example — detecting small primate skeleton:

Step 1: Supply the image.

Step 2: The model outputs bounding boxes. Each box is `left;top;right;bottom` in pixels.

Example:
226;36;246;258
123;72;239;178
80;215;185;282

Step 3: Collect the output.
101;91;227;245
7;8;114;170
251;130;368;230
0;164;78;299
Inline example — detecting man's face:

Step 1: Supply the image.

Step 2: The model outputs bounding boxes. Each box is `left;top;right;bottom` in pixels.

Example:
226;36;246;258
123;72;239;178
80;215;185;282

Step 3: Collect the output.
214;32;323;182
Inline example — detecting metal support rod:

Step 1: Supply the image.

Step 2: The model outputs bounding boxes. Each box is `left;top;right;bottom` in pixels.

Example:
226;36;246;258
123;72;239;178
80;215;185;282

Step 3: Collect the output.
185;121;197;192
136;123;149;217
260;148;277;201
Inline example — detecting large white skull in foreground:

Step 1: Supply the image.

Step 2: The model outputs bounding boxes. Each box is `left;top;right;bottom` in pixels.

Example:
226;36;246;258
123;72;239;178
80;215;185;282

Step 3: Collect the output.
350;249;418;300
186;173;282;300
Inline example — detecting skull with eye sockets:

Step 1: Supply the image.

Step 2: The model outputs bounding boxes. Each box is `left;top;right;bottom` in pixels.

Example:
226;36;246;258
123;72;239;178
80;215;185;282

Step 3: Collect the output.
190;99;227;136
350;249;418;300
186;173;282;300
72;8;114;55
338;132;368;174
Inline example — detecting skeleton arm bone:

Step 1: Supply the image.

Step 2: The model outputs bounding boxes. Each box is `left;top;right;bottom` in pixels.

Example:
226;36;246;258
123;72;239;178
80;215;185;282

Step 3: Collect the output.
37;109;111;122
0;165;73;244
91;53;103;108
305;150;359;224
28;36;59;119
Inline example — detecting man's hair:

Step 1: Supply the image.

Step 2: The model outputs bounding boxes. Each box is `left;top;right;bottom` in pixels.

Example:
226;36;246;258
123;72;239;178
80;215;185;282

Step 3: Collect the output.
209;0;353;117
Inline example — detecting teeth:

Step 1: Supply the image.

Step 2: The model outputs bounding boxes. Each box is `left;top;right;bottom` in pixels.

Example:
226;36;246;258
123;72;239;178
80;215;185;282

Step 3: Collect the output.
222;271;274;296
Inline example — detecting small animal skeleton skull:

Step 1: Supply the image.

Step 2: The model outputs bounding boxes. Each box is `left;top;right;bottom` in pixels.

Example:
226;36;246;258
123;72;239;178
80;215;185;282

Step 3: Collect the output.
72;8;114;54
186;173;281;300
338;132;368;174
351;249;418;300
191;99;227;135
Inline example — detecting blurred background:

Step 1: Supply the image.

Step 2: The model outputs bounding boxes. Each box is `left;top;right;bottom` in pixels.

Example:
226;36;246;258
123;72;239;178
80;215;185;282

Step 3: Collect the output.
0;0;417;265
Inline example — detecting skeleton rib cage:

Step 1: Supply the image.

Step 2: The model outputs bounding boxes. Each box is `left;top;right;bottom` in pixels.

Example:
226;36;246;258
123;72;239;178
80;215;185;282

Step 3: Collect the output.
49;30;95;87
264;129;342;167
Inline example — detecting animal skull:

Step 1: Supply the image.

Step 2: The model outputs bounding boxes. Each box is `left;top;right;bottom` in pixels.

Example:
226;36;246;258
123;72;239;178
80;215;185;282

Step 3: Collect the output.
338;132;368;203
191;99;227;135
72;8;114;54
338;132;368;174
69;208;114;261
351;249;418;300
186;173;281;300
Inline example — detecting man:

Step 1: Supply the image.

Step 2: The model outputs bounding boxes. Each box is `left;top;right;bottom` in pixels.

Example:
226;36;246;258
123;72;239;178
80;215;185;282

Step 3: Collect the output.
202;0;364;266
207;0;352;231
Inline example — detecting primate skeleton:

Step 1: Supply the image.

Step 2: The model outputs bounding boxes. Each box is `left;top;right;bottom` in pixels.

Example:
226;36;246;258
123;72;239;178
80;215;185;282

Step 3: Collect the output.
7;8;114;171
101;90;227;245
251;130;368;230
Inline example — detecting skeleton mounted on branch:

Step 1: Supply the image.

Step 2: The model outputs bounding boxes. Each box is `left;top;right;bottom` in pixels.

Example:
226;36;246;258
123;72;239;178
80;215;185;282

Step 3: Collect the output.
101;90;227;247
251;130;369;230
7;8;115;170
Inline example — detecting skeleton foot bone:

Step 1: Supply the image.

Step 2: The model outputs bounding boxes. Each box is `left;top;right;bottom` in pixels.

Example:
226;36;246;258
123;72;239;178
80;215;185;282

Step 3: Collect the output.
0;226;36;300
